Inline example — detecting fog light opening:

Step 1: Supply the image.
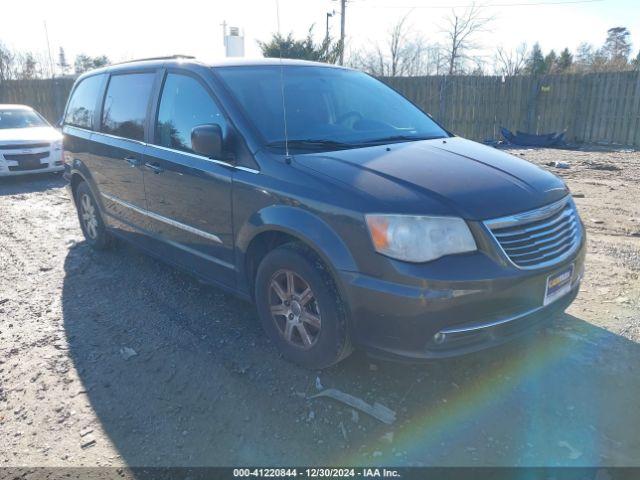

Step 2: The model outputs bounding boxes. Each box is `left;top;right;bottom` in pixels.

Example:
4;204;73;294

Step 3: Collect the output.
433;332;446;345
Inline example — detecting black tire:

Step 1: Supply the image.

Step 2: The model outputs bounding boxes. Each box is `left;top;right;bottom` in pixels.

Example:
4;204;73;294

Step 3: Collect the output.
255;243;352;369
74;181;112;250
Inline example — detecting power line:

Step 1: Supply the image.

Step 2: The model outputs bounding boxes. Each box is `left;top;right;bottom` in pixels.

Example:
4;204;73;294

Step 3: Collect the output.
351;0;604;9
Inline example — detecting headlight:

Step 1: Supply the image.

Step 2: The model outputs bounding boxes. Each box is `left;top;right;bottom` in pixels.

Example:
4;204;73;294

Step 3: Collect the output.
365;214;477;263
51;139;62;151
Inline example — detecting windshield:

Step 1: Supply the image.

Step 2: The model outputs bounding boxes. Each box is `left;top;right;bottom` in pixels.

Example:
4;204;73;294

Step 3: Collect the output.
216;65;448;151
0;109;49;129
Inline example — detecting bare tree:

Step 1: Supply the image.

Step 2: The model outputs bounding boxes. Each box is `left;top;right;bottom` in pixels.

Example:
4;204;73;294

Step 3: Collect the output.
350;13;442;76
441;3;493;75
494;42;528;76
387;14;412;76
13;52;49;79
0;42;16;81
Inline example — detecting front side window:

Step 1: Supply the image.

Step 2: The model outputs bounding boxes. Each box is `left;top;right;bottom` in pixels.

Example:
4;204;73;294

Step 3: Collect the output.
155;73;226;154
0;109;49;129
64;74;103;129
216;65;448;152
101;73;155;141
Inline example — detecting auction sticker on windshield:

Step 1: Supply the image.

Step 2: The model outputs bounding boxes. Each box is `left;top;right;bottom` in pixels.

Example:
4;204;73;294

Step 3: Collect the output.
544;264;574;306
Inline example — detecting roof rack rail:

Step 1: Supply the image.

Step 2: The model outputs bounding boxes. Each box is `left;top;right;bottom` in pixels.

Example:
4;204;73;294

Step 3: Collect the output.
112;55;196;66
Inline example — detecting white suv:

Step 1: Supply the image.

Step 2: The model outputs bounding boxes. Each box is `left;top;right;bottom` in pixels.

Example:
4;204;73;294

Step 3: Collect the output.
0;104;63;177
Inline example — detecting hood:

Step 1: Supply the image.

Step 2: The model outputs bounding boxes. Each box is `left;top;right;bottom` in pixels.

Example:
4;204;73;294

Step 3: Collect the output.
294;137;568;220
0;126;62;144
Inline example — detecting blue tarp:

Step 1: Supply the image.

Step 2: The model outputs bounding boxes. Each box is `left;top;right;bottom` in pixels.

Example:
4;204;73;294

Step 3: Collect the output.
501;127;566;147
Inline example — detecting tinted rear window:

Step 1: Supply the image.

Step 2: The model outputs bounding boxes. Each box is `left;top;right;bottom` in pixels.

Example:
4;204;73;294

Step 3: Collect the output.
64;74;104;129
101;73;155;141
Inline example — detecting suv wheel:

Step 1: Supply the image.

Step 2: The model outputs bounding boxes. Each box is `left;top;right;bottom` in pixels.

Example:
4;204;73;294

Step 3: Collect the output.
255;243;352;369
75;181;112;249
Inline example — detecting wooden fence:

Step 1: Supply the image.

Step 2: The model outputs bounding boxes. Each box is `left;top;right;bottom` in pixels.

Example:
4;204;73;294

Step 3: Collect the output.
382;71;640;147
1;72;639;146
0;77;75;125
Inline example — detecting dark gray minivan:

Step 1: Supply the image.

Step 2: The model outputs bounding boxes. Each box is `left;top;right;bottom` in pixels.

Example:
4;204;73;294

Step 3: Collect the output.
62;57;585;368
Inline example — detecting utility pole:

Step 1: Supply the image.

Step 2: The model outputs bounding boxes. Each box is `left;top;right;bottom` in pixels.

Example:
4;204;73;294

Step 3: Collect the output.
339;0;346;65
325;11;334;44
43;21;55;78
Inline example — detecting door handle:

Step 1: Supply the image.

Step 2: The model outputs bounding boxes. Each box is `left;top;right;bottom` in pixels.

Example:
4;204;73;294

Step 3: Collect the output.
144;162;164;174
124;156;140;167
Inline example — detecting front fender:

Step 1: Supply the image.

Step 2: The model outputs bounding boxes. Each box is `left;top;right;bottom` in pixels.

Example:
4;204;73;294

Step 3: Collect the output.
236;205;358;294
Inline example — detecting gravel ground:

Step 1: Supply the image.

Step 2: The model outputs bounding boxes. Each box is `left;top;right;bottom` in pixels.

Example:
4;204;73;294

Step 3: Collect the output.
1;147;639;467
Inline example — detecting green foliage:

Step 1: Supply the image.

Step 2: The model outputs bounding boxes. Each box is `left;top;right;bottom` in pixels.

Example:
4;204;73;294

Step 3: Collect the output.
74;54;110;74
21;53;38;79
602;27;632;62
544;49;557;74
633;51;640;71
526;42;546;75
557;48;573;72
258;27;342;64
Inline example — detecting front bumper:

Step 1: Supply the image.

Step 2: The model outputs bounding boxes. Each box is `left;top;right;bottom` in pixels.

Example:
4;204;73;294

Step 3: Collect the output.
0;148;63;177
339;237;586;361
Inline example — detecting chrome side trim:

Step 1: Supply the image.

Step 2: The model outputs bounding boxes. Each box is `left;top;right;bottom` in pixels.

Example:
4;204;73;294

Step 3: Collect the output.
234;165;261;174
103;209;235;271
91;130;147;146
150;232;235;270
147;144;260;174
63;125;89;136
484;196;571;230
63;125;260;174
148;143;229;165
101;192;223;244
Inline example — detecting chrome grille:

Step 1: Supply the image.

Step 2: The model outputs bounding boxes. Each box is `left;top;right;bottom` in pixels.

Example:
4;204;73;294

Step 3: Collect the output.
485;196;582;269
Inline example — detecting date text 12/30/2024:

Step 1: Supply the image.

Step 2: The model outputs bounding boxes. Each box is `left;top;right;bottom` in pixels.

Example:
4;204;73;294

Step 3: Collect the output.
233;468;401;478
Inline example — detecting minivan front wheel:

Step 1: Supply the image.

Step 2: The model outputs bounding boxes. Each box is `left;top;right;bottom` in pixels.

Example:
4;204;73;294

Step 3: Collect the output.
255;243;352;369
74;181;112;250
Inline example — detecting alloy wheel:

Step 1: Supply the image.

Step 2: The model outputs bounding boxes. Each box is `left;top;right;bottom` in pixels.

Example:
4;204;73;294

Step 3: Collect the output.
80;193;98;239
268;269;321;349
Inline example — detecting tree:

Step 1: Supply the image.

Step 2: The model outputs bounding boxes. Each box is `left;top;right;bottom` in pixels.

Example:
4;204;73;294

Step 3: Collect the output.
350;13;442;77
557;48;573;72
543;49;557;74
74;54;110;74
92;55;110;69
574;42;594;72
19;53;38;79
441;3;493;75
494;42;528;76
602;26;631;69
258;27;342;64
633;51;640;71
0;41;16;81
525;42;545;75
57;47;70;75
386;14;413;77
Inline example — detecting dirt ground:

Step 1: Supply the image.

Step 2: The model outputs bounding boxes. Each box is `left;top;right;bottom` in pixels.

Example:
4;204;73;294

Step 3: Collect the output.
1;147;639;467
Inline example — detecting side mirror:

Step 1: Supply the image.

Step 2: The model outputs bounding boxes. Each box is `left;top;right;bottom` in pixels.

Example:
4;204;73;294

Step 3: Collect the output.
191;124;223;159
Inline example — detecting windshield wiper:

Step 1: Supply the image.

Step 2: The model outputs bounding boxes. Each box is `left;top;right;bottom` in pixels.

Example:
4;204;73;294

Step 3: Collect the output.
356;134;446;145
265;139;355;151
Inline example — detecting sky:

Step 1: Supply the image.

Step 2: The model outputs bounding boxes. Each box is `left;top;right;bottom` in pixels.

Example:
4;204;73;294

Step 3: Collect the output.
1;0;639;71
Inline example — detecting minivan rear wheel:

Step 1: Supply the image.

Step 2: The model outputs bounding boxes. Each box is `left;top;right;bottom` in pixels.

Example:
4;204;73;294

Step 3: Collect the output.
74;181;112;250
255;243;352;369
